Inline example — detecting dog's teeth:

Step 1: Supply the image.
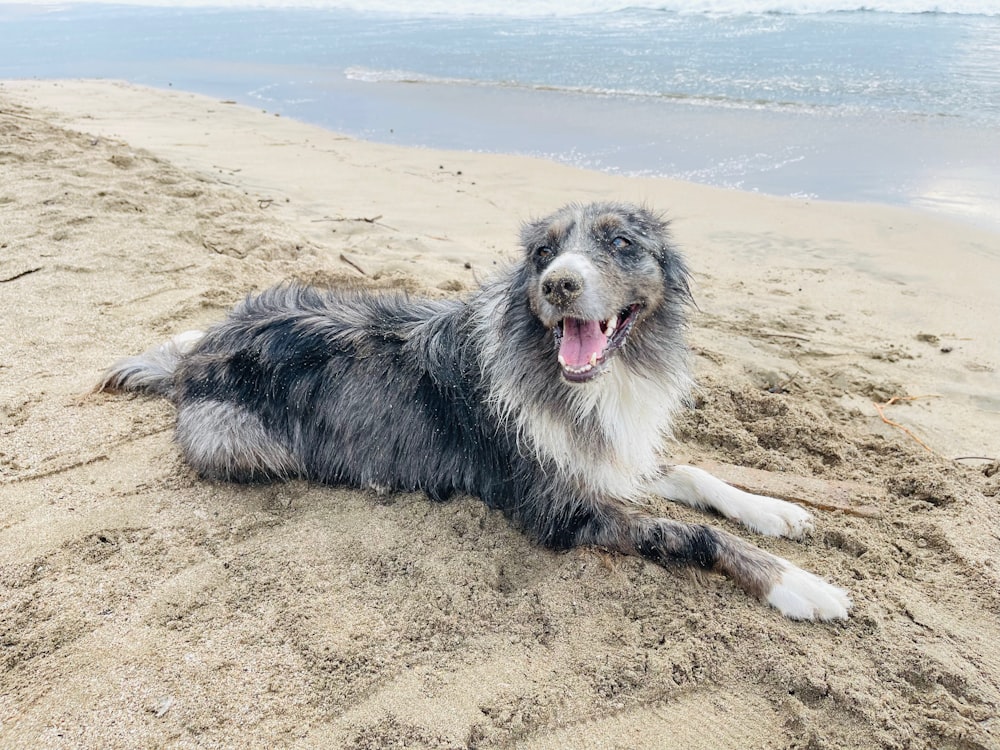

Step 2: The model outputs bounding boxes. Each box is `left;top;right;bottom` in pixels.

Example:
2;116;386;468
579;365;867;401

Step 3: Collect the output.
604;317;617;336
558;354;567;367
561;360;595;374
589;352;599;367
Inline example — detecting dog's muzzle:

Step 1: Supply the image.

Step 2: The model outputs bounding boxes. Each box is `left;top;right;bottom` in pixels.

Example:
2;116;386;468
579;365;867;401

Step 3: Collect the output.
541;270;583;308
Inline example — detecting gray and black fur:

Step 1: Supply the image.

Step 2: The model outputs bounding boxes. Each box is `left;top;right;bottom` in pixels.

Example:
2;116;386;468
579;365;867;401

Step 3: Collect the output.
97;202;850;621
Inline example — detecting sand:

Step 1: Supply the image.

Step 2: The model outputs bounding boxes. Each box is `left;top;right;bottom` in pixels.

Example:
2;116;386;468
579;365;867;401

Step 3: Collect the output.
1;79;998;749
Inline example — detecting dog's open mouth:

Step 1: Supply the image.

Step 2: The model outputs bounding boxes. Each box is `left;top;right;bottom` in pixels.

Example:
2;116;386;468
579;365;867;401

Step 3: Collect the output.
553;304;641;382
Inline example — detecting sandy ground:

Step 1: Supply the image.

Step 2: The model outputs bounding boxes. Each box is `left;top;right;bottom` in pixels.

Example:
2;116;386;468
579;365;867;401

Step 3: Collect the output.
1;79;999;749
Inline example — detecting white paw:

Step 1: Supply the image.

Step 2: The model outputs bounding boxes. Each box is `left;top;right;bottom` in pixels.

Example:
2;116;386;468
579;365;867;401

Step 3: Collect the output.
741;495;814;539
653;467;814;540
766;561;852;621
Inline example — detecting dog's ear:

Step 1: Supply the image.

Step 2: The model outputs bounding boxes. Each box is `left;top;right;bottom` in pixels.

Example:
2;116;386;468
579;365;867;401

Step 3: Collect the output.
663;248;693;307
627;205;693;306
622;204;670;250
508;252;534;294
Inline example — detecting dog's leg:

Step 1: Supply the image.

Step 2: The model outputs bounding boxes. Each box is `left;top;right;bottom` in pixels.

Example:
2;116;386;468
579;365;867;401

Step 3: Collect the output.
175;400;302;482
577;508;850;621
648;465;814;539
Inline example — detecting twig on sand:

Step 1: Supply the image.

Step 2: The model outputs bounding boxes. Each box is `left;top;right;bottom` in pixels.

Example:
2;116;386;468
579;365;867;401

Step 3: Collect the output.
1;267;42;283
728;480;882;518
339;253;367;276
314;214;399;231
758;331;811;343
767;372;800;394
691;459;883;518
872;395;940;456
2;425;175;484
313;214;383;224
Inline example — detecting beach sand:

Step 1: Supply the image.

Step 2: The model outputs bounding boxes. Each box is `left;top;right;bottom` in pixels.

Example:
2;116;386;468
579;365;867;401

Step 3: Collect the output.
1;79;998;749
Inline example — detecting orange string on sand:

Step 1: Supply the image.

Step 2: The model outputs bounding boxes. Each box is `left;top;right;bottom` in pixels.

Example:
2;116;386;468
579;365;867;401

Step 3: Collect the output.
872;395;940;456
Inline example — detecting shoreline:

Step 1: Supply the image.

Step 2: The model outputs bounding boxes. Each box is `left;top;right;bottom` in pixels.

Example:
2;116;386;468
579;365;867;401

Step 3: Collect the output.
280;73;1000;233
14;71;1000;233
2;78;1000;749
7;78;1000;231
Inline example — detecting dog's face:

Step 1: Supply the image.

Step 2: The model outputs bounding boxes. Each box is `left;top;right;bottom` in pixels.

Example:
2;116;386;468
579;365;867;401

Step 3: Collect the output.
520;202;689;383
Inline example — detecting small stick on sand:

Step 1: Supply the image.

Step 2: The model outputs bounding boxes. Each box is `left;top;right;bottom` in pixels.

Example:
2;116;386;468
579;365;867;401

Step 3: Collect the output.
338;253;367;276
872;395;940;456
1;266;42;283
691;459;884;518
318;214;399;231
758;331;811;342
725;479;882;518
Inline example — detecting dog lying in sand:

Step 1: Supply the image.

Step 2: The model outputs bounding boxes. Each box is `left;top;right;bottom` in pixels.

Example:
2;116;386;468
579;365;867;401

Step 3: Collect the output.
98;201;850;621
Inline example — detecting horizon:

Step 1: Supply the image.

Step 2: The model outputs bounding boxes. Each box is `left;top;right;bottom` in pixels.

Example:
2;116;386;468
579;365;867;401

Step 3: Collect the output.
3;0;999;16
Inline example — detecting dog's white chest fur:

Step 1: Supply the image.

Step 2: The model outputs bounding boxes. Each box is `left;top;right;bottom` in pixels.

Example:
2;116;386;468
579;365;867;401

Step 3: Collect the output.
514;362;688;499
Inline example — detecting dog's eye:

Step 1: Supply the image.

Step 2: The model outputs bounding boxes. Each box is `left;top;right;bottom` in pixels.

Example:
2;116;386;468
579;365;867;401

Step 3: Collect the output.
535;245;553;260
611;236;631;250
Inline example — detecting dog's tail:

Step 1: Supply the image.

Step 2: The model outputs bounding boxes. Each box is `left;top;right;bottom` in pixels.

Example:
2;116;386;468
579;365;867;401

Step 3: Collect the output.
94;330;204;398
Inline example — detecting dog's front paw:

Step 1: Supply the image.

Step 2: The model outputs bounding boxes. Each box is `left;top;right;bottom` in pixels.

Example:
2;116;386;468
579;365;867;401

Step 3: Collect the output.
741;494;814;539
766;561;851;621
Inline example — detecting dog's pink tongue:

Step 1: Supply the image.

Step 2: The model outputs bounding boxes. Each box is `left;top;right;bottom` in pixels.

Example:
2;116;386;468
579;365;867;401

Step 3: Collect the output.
560;318;607;368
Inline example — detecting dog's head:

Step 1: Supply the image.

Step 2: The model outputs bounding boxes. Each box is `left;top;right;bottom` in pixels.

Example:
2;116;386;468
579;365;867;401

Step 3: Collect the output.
519;202;691;383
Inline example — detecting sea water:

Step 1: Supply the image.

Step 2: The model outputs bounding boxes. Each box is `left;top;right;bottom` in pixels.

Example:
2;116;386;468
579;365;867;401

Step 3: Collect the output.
2;1;999;226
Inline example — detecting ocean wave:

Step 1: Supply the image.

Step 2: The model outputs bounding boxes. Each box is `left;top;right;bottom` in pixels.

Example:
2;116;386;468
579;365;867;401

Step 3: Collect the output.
343;66;851;115
16;0;1000;17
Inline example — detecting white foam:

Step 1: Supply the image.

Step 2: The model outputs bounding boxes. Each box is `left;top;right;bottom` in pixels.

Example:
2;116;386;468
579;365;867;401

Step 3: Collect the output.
12;1;999;18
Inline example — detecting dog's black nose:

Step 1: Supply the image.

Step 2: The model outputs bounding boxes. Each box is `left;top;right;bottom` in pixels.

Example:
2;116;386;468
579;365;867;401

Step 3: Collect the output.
541;272;583;306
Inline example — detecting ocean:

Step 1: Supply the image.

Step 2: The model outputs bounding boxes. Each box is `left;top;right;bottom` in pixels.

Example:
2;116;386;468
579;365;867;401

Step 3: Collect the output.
2;1;999;226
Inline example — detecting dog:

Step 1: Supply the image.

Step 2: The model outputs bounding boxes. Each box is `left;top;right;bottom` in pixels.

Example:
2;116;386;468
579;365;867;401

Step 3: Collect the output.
97;202;850;621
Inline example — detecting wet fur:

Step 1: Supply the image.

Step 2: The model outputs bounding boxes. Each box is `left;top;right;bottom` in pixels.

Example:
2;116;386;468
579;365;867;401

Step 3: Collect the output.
97;202;850;621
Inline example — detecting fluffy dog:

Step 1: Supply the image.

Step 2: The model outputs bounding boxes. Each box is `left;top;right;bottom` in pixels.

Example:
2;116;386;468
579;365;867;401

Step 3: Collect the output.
97;202;850;621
